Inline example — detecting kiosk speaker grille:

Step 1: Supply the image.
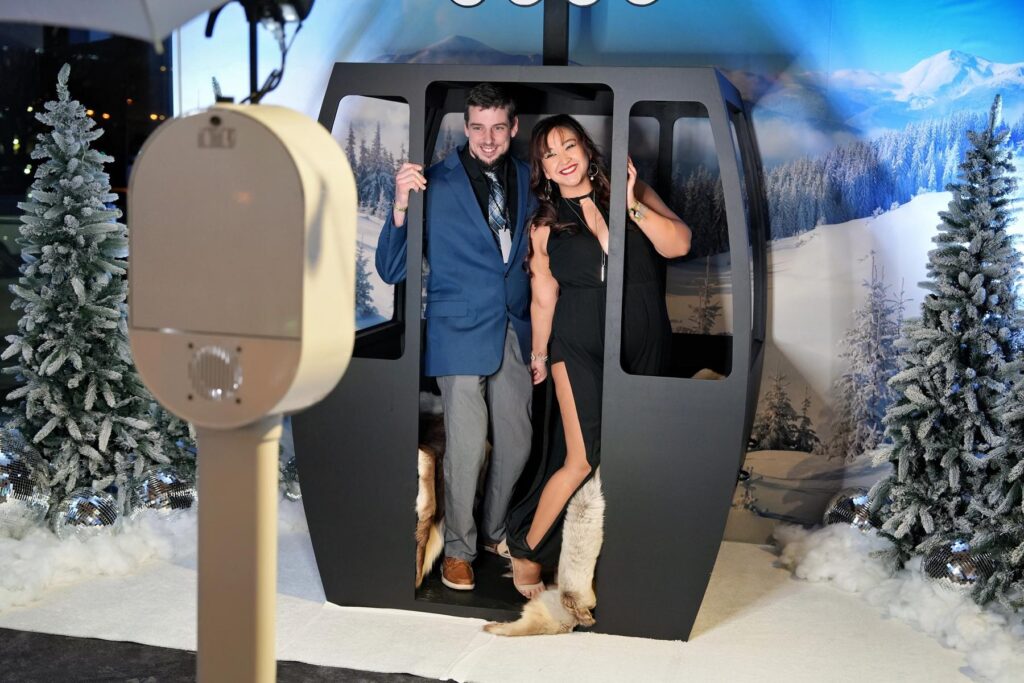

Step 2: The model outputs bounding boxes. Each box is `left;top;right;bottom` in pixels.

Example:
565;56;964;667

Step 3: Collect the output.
188;345;242;401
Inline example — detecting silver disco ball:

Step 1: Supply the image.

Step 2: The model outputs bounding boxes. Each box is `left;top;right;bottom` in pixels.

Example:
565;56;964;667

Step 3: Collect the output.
281;456;301;502
132;466;197;513
0;429;50;539
52;488;119;540
822;487;873;530
922;540;996;591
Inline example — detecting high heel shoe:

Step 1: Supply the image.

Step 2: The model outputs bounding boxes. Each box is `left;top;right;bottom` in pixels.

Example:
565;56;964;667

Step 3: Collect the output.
509;554;545;599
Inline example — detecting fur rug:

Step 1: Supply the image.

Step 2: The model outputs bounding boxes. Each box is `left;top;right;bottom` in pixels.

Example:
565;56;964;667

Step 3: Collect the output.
691;367;725;381
485;469;605;636
415;410;446;588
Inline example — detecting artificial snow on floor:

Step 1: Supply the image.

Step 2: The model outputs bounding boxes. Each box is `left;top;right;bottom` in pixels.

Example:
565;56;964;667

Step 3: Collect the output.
0;499;1012;682
776;524;1024;683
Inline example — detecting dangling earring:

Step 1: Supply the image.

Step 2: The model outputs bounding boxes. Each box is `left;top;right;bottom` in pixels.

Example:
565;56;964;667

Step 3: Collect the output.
588;162;599;181
542;178;552;201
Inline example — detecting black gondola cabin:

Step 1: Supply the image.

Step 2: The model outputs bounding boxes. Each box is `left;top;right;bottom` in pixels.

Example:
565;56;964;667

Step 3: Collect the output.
293;64;768;640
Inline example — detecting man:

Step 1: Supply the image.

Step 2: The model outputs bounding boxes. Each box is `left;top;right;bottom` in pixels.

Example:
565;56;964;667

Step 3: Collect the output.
376;83;535;591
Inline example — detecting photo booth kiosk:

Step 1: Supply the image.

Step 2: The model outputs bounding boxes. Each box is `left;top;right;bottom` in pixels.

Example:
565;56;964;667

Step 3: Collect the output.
293;64;768;640
129;103;357;680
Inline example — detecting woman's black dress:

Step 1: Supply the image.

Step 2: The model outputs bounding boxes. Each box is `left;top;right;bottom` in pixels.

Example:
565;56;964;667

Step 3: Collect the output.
505;199;671;567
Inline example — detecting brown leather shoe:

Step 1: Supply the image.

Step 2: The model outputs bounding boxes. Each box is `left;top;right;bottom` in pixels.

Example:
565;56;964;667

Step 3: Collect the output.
441;557;475;591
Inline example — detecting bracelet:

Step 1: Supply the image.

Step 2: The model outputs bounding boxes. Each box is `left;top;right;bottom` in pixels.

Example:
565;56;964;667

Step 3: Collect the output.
394;203;408;213
530;352;549;363
629;200;646;221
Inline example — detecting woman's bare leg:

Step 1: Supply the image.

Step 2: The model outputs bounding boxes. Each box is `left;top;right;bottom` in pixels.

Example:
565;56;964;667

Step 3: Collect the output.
527;361;592;545
512;361;592;584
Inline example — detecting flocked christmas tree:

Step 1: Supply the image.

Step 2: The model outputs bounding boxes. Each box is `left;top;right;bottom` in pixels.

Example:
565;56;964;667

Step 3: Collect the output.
826;253;905;461
991;369;1024;605
869;95;1021;604
3;64;193;515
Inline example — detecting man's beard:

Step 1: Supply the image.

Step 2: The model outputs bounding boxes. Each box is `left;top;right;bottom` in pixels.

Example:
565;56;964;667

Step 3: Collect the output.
471;148;507;172
480;156;505;172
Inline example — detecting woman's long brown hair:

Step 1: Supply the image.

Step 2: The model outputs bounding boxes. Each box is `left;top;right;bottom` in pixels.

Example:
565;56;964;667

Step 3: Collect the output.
528;114;611;233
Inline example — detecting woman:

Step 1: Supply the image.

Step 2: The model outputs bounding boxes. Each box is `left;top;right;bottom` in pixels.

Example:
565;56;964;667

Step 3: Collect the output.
502;114;691;597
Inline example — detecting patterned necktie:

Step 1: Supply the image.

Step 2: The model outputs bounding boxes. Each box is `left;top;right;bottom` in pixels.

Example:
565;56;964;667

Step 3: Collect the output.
484;169;511;263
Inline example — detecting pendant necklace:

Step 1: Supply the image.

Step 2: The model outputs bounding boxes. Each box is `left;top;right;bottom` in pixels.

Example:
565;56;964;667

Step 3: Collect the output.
562;191;607;282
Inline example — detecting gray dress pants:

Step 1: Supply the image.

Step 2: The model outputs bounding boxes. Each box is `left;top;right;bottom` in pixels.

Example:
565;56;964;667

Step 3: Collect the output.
436;323;533;562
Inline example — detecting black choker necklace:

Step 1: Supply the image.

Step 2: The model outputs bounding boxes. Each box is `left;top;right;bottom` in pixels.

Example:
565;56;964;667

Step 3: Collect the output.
561;190;594;206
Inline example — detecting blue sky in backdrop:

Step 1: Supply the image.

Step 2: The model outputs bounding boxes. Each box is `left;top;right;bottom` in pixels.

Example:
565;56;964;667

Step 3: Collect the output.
570;0;1024;71
826;0;1024;70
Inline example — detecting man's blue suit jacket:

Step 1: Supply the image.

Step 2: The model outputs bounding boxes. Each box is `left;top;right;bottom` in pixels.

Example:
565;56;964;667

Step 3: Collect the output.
375;151;536;378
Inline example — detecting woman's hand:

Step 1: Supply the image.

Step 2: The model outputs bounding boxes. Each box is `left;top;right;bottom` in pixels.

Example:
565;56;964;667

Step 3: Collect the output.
530;358;548;385
626;156;638;208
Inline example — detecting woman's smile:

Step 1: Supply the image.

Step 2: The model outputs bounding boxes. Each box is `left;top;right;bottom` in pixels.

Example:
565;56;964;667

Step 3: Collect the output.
542;127;592;192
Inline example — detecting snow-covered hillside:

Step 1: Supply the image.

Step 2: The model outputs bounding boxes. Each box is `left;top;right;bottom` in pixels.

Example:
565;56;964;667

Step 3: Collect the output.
667;189;957;361
669;183;1017;480
765;161;1022;429
765;191;948;407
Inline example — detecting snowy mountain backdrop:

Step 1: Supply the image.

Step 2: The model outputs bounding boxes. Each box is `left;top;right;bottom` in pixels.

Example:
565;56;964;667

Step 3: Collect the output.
375;35;550;65
736;50;1024;164
829;50;1024;125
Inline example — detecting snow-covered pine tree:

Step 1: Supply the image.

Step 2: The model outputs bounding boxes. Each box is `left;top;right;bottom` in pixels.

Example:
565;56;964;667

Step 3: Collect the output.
151;404;196;479
826;253;905;461
365;124;395;218
749;369;799;451
344;125;358;175
869;95;1021;603
3;64;192;515
942;136;962;190
433;128;455;165
670;165;727;258
355;242;376;320
762;111;996;240
987;363;1024;606
793;388;821;454
357;137;370;208
687;256;722;334
1010;116;1024;148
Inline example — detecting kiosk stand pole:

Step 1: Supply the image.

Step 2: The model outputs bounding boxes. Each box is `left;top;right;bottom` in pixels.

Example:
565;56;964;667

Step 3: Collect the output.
196;415;284;682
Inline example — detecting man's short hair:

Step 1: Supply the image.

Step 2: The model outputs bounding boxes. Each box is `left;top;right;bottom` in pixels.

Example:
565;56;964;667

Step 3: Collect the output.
464;83;516;124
